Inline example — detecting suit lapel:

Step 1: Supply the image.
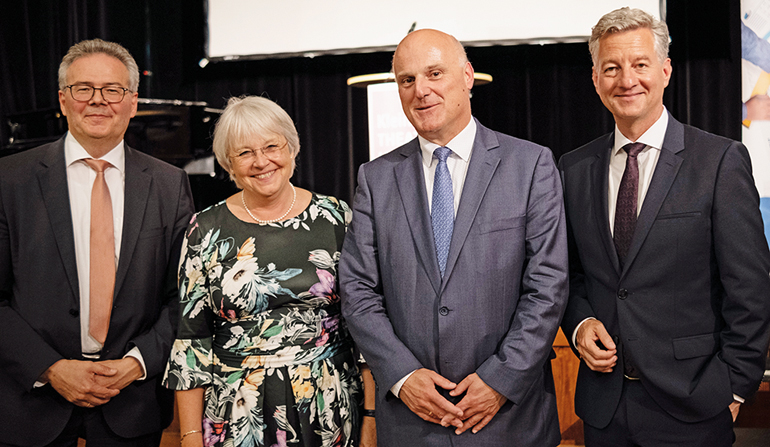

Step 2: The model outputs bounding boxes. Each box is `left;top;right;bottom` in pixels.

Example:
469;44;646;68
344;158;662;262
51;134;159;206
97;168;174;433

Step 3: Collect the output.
622;115;684;276
591;133;622;274
441;121;500;288
36;138;80;302
114;146;152;298
394;140;442;294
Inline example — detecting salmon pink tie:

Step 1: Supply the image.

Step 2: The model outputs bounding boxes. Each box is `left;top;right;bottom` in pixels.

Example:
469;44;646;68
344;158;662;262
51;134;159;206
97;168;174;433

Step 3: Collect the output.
84;158;115;344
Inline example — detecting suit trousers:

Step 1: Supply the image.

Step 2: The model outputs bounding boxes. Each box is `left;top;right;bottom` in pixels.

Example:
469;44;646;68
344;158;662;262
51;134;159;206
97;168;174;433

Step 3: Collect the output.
584;379;734;447
42;406;162;447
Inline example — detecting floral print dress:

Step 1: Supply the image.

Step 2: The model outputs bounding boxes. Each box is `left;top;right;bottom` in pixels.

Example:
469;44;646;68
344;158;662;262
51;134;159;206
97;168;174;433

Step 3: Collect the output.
163;194;361;447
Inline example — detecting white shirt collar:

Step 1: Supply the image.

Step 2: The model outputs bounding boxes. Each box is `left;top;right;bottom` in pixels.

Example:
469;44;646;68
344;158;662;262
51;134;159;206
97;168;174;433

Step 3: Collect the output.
613;107;669;155
64;132;126;173
419;117;476;165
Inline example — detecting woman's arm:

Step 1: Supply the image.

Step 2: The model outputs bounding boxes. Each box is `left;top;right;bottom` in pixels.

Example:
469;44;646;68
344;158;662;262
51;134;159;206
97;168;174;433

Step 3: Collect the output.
177;387;206;447
360;364;377;447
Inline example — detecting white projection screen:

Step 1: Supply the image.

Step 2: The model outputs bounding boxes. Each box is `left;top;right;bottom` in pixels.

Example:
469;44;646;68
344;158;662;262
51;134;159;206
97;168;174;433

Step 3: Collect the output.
205;0;662;61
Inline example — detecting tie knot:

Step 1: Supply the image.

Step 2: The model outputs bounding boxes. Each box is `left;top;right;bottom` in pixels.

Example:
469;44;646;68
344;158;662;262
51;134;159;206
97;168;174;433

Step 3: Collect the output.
83;158;112;173
623;142;645;158
434;146;452;163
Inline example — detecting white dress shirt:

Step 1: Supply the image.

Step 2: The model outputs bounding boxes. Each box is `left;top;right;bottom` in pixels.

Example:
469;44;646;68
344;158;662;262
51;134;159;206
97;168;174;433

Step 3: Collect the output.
391;117;477;397
607;110;667;233
64;132;146;376
420;118;477;216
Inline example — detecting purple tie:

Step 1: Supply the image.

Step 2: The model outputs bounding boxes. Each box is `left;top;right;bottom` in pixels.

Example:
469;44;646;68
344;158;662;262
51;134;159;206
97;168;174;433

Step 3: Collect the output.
614;142;645;378
613;142;645;266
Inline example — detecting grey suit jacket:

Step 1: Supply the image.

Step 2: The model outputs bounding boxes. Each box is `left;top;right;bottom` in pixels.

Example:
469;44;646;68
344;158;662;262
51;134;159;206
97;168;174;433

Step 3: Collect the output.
0;135;194;446
340;119;568;447
559;114;770;428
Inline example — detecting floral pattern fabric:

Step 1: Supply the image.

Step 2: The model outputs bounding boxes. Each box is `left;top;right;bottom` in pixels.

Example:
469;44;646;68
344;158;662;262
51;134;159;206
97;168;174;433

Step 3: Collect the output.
163;194;361;447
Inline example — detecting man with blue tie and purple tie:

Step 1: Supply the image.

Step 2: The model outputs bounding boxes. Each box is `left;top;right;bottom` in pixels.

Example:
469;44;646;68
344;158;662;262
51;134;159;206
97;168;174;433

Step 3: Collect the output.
340;29;569;447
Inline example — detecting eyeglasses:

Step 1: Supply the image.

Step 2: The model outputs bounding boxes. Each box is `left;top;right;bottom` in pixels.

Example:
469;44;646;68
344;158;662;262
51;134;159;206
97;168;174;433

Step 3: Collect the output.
231;141;288;165
65;84;131;103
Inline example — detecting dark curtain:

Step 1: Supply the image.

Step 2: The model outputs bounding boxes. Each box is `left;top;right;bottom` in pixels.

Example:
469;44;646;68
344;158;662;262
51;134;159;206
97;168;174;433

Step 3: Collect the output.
0;0;742;207
0;1;106;144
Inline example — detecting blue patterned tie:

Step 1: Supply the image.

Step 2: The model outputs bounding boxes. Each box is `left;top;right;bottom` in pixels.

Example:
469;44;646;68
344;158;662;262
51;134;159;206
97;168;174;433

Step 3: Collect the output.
432;146;454;277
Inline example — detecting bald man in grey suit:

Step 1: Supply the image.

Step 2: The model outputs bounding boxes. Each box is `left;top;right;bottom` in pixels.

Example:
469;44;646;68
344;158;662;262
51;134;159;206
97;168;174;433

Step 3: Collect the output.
340;29;568;447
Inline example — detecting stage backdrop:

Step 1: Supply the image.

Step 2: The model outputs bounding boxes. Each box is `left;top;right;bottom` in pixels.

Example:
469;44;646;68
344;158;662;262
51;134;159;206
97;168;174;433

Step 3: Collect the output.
205;0;660;60
0;0;743;207
741;0;770;246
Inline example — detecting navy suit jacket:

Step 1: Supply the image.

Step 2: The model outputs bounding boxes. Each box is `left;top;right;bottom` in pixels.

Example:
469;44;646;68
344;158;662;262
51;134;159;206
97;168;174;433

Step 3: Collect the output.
340;120;568;447
0;135;194;446
559;114;770;428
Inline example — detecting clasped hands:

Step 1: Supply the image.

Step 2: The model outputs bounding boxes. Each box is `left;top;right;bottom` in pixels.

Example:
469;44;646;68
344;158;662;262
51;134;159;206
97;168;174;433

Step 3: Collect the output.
399;369;507;435
40;357;143;408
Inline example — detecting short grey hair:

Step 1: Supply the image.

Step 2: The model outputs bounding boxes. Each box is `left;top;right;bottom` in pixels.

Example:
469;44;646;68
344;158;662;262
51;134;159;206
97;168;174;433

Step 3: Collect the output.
589;7;670;66
212;96;300;184
58;39;140;92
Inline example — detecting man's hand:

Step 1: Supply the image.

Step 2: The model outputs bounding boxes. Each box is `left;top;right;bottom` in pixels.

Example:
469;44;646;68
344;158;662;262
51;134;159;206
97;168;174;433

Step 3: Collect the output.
575;319;617;372
93;357;143;391
399;368;463;427
729;400;741;422
746;94;770;121
40;359;120;407
449;373;507;435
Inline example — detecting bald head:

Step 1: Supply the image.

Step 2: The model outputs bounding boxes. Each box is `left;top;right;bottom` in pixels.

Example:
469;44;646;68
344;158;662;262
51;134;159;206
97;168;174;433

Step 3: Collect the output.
391;29;474;146
392;29;468;73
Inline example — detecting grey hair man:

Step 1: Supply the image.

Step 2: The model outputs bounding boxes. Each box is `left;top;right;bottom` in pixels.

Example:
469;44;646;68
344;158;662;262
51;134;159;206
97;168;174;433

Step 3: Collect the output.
559;7;770;446
0;38;193;446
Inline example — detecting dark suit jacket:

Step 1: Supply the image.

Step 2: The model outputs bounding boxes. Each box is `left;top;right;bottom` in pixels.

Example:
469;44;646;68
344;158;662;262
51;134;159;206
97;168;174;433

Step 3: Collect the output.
0;135;194;446
340;120;568;447
559;114;770;428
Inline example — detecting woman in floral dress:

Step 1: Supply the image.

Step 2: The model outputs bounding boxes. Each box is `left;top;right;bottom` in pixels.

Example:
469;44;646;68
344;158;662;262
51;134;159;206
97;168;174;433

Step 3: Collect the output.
164;96;364;447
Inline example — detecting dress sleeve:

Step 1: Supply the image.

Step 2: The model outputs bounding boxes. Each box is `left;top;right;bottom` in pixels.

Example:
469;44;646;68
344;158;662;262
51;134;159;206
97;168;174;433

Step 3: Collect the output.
163;213;217;390
331;197;350;252
340;199;352;227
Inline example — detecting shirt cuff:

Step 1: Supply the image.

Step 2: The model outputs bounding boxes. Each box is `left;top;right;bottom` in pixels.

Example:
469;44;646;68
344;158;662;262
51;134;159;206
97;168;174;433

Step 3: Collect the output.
125;346;147;380
391;370;417;398
572;317;597;348
733;394;745;404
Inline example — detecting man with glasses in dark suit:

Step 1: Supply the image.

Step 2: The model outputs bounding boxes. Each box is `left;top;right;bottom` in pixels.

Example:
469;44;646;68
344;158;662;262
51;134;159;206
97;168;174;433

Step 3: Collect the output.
0;39;193;446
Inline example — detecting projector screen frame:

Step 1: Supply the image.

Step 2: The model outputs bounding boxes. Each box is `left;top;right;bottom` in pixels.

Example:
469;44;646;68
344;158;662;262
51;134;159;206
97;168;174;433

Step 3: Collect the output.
202;0;664;64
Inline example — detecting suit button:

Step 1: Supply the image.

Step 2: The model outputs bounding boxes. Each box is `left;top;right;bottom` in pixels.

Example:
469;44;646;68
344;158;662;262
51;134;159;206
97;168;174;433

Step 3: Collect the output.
69;309;79;317
439;306;449;316
618;289;628;300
